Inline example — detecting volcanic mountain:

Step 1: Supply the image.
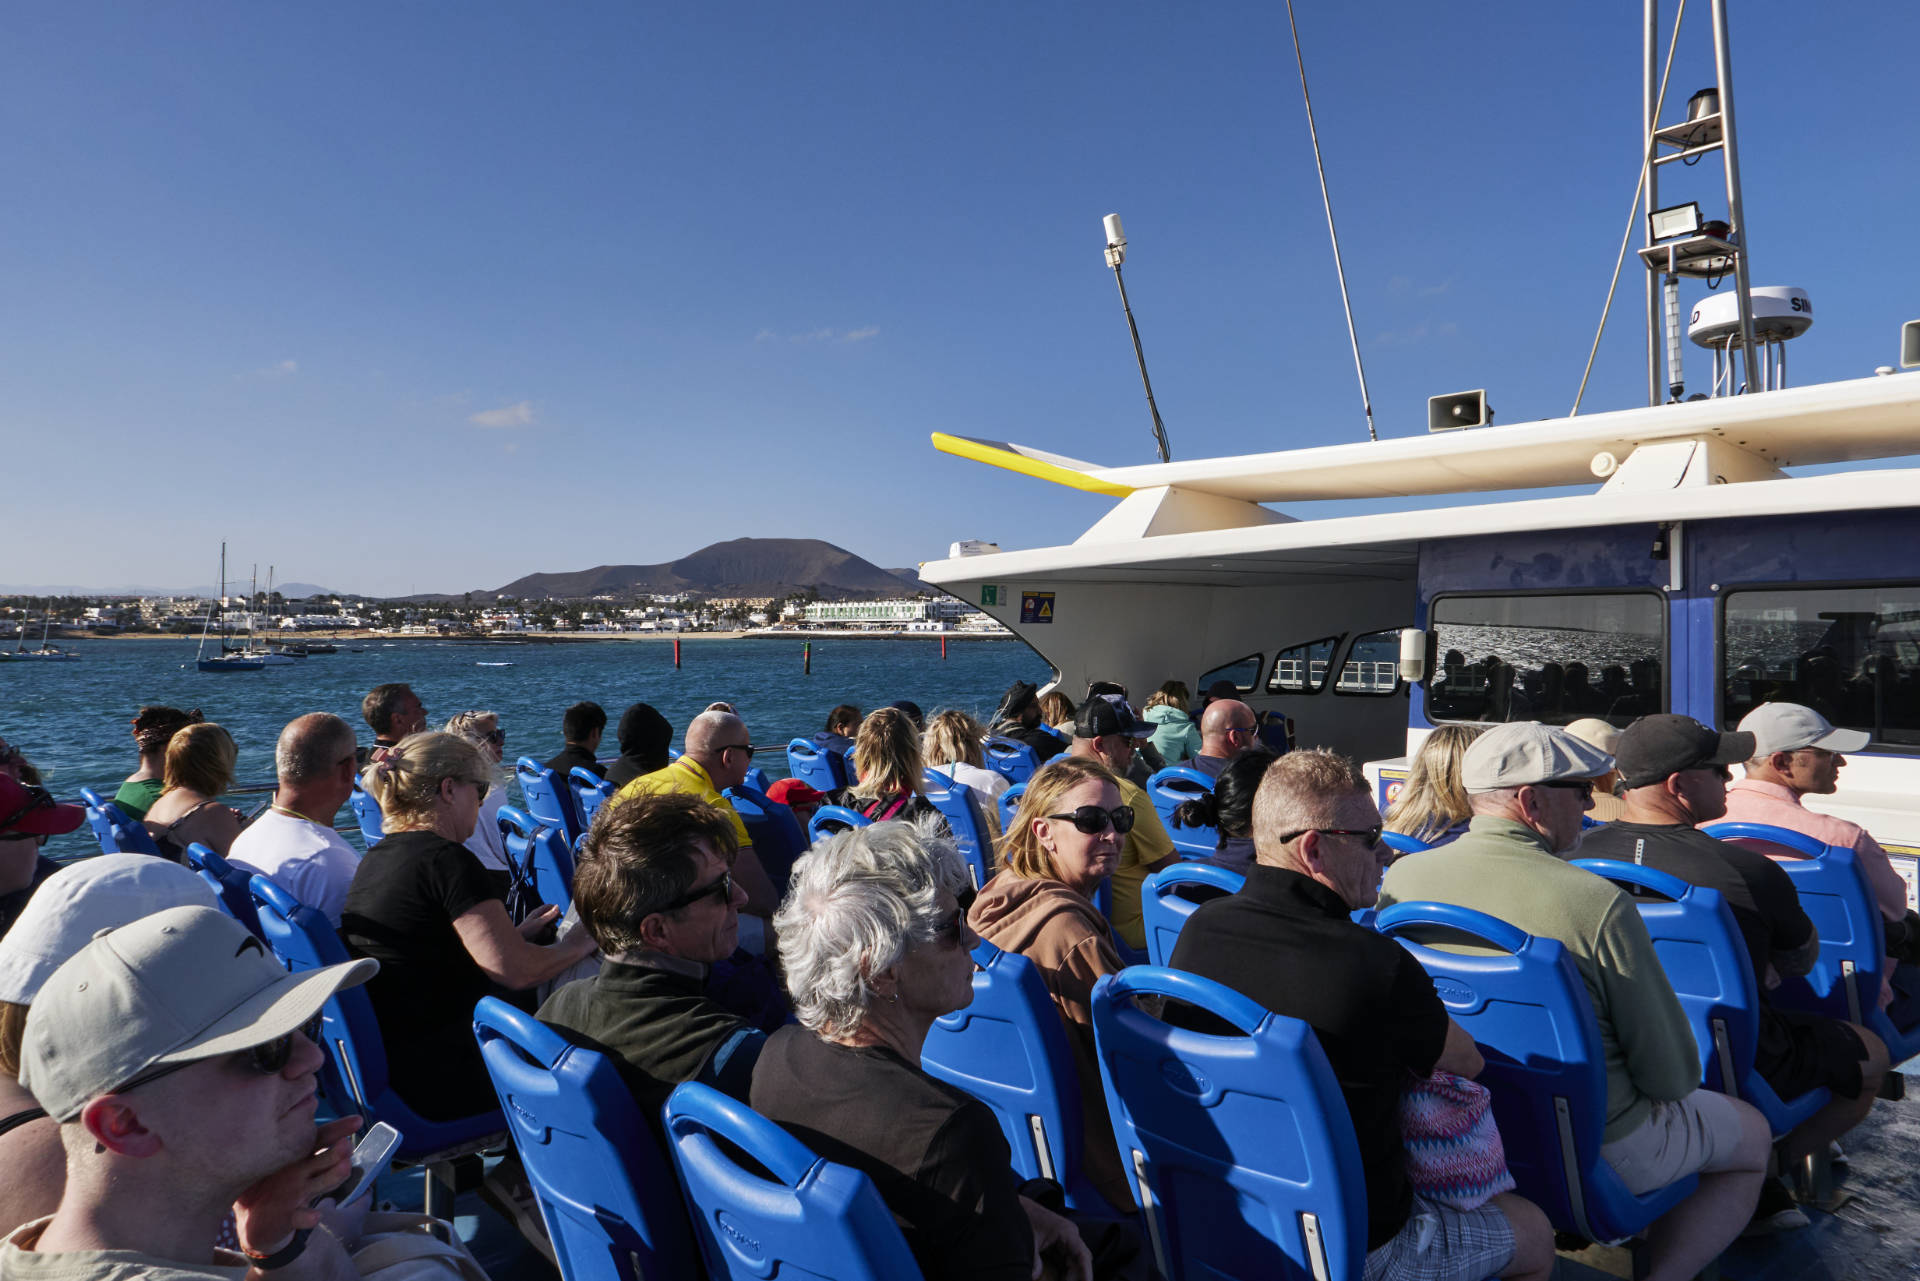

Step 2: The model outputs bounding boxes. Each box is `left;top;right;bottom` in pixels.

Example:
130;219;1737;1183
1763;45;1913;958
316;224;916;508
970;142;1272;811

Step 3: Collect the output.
479;538;920;602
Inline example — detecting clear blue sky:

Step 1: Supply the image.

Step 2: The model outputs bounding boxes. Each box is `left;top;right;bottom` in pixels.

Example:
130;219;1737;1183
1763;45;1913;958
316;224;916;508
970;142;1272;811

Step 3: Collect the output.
7;3;1917;596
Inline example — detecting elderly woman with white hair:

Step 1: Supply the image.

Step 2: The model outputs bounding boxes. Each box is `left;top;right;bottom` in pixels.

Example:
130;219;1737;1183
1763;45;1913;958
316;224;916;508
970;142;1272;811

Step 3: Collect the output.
750;820;1154;1281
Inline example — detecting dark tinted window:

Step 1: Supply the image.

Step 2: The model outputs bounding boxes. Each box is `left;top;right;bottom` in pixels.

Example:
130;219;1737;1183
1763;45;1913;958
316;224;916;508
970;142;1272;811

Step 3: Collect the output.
1723;585;1920;747
1268;636;1341;694
1428;594;1663;725
1335;629;1404;697
1198;653;1262;694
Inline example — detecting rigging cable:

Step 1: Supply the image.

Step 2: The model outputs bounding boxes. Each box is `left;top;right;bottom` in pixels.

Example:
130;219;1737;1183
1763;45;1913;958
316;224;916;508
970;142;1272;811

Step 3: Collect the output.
1282;0;1376;442
1570;0;1688;417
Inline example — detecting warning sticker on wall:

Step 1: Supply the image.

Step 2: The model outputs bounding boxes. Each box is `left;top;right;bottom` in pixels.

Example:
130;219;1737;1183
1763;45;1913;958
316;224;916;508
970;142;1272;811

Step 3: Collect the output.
1020;592;1055;624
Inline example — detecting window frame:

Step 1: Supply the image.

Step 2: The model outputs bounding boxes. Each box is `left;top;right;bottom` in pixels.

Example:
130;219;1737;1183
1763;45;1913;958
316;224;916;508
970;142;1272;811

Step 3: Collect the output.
1331;626;1410;699
1196;652;1266;697
1266;634;1346;696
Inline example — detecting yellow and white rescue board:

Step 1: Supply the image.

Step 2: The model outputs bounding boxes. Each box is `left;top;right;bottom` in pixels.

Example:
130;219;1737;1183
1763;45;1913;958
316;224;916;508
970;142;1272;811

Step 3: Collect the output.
934;372;1920;504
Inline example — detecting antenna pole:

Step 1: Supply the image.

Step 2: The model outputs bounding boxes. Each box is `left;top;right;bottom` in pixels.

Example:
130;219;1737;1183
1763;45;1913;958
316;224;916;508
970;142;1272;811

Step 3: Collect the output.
1710;0;1760;394
1102;216;1174;464
1283;0;1376;442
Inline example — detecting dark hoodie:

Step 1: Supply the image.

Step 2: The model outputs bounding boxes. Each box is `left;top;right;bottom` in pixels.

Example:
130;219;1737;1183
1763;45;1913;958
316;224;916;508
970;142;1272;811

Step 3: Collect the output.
967;870;1131;1212
604;703;674;789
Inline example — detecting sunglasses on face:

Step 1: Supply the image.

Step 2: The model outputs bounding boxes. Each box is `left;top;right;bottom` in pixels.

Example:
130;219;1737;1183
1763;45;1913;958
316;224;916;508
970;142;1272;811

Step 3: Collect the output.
1046;804;1136;836
0;785;55;839
718;743;760;759
484;728;507;747
454;776;491;802
121;1015;323;1093
660;870;733;914
1278;824;1385;849
934;888;979;946
1535;779;1595;797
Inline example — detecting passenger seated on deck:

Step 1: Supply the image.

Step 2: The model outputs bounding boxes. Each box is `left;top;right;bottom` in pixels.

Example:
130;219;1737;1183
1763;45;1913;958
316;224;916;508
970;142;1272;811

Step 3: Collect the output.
1173;746;1278;877
1171;750;1555;1281
0;855;215;1237
813;703;862;756
543;700;607;781
1141;681;1201;765
1039;690;1076;736
1583;715;1887;1231
442;710;512;888
1190;696;1258;780
0;776;87;943
227;714;362;927
539;793;766;1122
602;701;673;789
343;732;598;1121
921;709;1009;826
1380;722;1770;1281
1563;719;1626;823
142;723;242;861
1068;696;1176;952
753;819;1155;1281
849;708;943;825
113;706;202;821
969;758;1134;1212
356;681;426;768
990;681;1067;765
3;905;375;1281
1718;701;1920;1025
1384;723;1489;848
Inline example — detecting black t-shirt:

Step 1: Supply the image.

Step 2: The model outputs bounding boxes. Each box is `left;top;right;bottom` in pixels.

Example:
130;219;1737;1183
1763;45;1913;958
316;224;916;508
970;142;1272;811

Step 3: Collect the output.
1169;866;1448;1250
544;744;605;781
341;829;504;1120
0;856;60;942
750;1027;1034;1281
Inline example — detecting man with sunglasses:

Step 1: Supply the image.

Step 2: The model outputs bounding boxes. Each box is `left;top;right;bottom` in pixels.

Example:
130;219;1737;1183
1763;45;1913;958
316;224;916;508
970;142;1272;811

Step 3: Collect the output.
5;904;376;1281
1583;715;1886;1231
1191;698;1259;781
1381;721;1772;1281
1067;696;1176;951
229;715;363;927
0;776;86;943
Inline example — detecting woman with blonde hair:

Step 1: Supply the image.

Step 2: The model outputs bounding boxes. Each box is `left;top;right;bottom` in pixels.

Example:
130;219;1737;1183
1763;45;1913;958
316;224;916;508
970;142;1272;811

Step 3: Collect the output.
1037;690;1077;735
343;731;597;1119
849;706;939;824
1142;680;1201;764
922;709;1009;820
443;708;511;882
1382;723;1489;848
143;722;243;860
968;756;1134;1211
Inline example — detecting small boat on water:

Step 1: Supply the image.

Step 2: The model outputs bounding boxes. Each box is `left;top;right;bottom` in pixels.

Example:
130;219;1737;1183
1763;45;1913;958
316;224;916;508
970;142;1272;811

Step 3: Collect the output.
2;601;79;662
196;544;265;673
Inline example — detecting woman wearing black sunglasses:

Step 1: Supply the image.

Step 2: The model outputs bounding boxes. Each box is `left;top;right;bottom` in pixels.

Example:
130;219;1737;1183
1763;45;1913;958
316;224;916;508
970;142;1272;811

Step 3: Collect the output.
968;757;1135;1214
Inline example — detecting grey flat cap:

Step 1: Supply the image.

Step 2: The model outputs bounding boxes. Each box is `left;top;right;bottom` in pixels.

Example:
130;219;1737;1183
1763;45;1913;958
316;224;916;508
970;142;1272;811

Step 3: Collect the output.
1461;721;1616;793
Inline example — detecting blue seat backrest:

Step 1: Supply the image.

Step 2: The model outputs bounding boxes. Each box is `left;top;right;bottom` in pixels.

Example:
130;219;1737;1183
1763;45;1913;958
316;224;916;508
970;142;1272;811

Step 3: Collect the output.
79;787;163;857
742;766;771;795
921;941;1101;1210
517;756;582;846
1141;863;1247;968
1381;830;1432;858
1146;766;1218;858
998;780;1028;835
1374;902;1694;1243
921;771;991;889
250;874;505;1160
663;1082;926;1281
348;783;384;843
982;736;1040;786
568;767;615;829
807;805;872;844
785;738;850;793
725;785;808;893
496;805;574;917
474;997;699;1281
184;842;263;936
1090;966;1368;1281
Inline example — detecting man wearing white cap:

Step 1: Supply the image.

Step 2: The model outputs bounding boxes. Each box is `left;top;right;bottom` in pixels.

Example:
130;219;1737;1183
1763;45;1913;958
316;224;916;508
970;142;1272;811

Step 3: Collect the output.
1;905;375;1281
1380;722;1770;1281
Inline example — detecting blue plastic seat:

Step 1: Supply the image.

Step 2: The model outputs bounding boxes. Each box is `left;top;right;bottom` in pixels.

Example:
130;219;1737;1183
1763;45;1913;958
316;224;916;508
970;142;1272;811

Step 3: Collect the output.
742;765;771;795
998;780;1028;835
1373;901;1695;1243
1089;966;1367;1281
183;842;263;936
807;805;872;844
785;737;850;794
1146;766;1218;859
517;756;583;847
920;940;1106;1211
78;787;163;857
921;771;993;889
473;996;700;1281
1381;830;1432;857
663;1081;925;1281
348;782;384;843
1572;858;1830;1138
569;767;615;829
1140;863;1247;968
1702;821;1919;1065
498;805;575;917
724;784;809;894
983;735;1041;786
249;875;505;1218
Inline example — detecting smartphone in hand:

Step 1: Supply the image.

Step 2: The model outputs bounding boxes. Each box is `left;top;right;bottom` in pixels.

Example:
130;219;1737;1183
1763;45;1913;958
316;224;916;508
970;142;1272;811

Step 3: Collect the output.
320;1122;402;1207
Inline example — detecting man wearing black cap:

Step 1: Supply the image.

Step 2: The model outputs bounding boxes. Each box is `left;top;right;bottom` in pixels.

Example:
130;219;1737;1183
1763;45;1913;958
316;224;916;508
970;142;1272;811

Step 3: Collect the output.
991;681;1065;765
1580;715;1888;1224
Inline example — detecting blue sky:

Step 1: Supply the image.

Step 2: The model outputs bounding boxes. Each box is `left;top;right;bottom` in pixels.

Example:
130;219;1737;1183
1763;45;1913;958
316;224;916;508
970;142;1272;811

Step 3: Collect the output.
7;4;1917;597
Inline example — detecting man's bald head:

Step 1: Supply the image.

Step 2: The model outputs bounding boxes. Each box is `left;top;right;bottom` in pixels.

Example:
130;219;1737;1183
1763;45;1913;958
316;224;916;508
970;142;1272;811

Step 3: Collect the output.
276;713;358;784
685;710;752;789
1199;699;1257;756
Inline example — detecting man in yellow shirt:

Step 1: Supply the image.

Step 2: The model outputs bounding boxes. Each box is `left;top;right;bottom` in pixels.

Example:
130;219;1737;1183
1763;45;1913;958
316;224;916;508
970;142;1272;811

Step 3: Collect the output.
1068;694;1176;950
616;708;779;952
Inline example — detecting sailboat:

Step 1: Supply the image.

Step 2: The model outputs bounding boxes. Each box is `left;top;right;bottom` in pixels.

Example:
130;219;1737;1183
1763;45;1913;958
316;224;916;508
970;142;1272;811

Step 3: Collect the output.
197;545;265;673
237;565;296;667
3;600;79;661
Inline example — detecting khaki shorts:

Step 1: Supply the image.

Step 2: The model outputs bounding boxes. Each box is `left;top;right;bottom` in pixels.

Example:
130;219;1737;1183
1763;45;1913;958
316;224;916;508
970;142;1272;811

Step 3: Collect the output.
1600;1091;1746;1196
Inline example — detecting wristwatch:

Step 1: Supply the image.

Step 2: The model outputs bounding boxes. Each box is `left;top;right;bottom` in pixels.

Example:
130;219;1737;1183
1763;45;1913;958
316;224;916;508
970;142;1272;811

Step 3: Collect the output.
243;1227;312;1270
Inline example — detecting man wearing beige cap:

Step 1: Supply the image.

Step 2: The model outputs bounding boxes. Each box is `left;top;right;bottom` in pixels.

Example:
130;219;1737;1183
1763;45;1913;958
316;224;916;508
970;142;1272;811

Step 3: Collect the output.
1;905;376;1281
1380;722;1770;1281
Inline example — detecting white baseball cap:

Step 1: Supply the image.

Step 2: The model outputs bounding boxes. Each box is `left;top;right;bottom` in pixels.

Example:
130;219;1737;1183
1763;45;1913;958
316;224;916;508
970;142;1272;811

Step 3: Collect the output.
1737;702;1870;756
0;855;218;1006
18;905;375;1122
1461;721;1616;794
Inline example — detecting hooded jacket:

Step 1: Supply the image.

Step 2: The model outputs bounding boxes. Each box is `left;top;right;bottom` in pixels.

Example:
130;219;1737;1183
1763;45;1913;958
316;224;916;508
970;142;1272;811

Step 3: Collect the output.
1142;704;1201;764
967;870;1131;1212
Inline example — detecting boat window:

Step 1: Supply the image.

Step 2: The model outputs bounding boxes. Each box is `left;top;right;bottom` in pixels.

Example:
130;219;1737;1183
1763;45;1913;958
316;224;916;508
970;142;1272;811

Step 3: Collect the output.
1197;653;1263;695
1426;593;1663;726
1723;584;1920;748
1267;636;1341;694
1333;629;1403;697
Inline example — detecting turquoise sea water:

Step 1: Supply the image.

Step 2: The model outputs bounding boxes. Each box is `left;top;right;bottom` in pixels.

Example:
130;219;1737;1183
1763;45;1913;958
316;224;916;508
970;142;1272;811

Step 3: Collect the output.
1;635;1050;857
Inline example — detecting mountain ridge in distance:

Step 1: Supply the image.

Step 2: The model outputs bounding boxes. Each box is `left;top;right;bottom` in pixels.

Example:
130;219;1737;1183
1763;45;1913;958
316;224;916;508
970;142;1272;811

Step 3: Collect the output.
452;537;923;603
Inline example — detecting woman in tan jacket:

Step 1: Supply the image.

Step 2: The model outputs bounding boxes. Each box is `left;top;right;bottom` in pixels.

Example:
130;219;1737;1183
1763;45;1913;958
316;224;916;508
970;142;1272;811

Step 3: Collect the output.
967;756;1133;1212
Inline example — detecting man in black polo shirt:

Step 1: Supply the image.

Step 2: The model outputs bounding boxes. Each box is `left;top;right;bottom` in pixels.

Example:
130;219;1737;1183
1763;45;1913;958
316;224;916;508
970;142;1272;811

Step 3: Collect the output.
1170;749;1553;1281
544;701;608;781
1579;714;1888;1222
990;681;1066;765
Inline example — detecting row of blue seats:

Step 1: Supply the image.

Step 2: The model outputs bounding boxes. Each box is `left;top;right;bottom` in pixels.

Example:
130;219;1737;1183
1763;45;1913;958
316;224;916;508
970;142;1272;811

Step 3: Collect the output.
785;728;1071;796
